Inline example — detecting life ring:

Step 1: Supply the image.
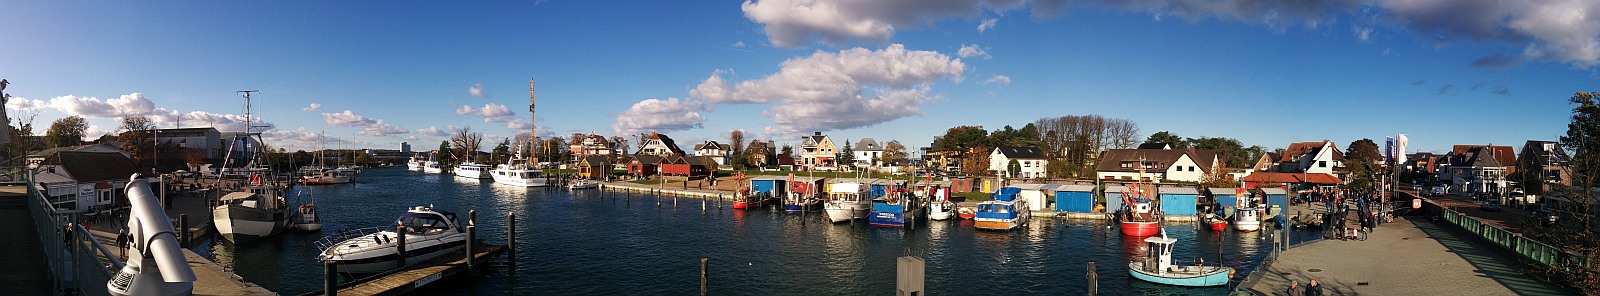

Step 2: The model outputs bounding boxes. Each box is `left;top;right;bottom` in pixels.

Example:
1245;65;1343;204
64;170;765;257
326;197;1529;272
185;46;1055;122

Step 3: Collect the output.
251;174;263;186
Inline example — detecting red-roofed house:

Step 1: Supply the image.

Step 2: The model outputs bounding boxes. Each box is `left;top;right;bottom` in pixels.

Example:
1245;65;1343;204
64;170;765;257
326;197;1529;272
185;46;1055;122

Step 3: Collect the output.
1095;146;1220;183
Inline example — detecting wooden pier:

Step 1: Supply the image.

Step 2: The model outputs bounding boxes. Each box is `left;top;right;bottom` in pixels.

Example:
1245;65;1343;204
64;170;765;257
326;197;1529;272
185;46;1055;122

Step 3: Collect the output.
306;242;506;296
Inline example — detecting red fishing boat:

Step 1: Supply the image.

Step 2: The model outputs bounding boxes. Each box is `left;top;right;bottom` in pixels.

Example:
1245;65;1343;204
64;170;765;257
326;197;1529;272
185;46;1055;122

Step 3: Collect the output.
1119;170;1162;237
957;207;976;219
1206;216;1228;231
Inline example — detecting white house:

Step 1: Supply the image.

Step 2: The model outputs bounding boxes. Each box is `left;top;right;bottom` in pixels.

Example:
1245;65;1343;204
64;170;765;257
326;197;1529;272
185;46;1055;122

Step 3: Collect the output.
852;138;884;168
32;151;141;212
635;132;685;157
1441;145;1515;195
693;140;732;167
1277;140;1343;175
989;146;1049;179
1095;147;1220;183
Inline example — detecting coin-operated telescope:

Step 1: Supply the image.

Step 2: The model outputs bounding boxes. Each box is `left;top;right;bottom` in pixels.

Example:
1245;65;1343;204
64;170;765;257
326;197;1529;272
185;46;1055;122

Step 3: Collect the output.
107;175;195;296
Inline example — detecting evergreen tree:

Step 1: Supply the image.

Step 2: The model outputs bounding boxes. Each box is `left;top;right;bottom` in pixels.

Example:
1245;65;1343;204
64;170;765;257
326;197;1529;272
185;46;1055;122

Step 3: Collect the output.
839;140;856;169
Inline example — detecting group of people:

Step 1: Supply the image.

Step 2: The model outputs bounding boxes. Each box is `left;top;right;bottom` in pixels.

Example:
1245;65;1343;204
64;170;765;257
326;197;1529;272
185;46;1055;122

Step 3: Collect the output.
1286;279;1325;296
1317;189;1392;241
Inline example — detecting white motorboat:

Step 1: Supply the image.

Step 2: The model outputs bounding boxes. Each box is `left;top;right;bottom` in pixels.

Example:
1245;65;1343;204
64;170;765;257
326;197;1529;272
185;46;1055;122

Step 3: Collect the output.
823;182;871;223
927;186;954;221
423;161;443;174
567;180;598;190
315;206;468;275
407;156;425;171
491;145;548;187
453;162;493;179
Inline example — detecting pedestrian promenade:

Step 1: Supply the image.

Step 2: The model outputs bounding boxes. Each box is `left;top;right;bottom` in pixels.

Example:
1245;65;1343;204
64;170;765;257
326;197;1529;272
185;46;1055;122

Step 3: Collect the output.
0;188;52;296
1237;215;1572;295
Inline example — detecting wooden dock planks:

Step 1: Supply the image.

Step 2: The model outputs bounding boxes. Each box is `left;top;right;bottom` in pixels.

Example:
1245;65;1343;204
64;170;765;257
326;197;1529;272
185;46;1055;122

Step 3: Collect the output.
319;244;506;296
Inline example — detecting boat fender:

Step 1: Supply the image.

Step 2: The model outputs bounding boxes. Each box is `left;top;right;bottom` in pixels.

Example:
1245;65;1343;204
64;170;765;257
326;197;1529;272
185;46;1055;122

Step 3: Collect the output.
1228;268;1236;278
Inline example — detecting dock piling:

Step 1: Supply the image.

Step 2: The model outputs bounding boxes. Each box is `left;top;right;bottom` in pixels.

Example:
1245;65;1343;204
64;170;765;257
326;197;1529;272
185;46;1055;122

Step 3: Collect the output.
700;258;708;296
325;260;338;296
396;222;408;270
507;212;516;264
466;225;475;272
179;214;189;247
1087;261;1098;296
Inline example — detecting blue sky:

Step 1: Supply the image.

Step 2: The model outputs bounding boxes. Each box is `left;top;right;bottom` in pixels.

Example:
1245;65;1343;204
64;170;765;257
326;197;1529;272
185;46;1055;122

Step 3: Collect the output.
2;1;1596;155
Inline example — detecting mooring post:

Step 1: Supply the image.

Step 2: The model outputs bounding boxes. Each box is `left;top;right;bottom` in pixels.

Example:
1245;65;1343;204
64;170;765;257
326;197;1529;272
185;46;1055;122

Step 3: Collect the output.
507;212;516;264
178;214;189;247
396;222;408;270
896;256;925;296
700;258;709;296
1087;261;1098;296
325;260;338;296
466;225;476;272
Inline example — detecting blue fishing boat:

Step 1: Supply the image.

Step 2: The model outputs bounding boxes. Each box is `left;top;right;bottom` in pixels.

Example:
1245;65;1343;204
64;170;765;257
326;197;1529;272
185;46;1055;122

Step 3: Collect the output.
868;185;924;227
974;187;1030;231
1127;230;1233;287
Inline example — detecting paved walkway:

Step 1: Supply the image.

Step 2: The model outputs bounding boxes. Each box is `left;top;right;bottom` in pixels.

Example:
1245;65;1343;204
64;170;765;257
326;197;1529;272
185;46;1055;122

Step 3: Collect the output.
0;188;52;295
1238;215;1572;295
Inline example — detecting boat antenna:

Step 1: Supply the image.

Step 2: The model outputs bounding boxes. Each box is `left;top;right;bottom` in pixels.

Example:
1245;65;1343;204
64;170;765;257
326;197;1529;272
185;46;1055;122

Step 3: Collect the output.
528;78;537;164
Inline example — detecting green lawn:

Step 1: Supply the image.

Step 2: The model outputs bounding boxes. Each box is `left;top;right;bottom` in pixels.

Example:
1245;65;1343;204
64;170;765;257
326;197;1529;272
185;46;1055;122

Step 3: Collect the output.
629;179;669;185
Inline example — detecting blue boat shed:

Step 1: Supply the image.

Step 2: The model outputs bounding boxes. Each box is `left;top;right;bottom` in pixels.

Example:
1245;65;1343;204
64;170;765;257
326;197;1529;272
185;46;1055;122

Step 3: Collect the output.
1105;186;1129;213
1055;184;1098;213
1157;186;1199;216
749;176;787;196
1261;187;1289;218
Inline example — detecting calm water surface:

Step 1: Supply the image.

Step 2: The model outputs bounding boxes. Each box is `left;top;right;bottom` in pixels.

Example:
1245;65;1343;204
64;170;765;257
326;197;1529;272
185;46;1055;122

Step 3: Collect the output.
191;167;1318;295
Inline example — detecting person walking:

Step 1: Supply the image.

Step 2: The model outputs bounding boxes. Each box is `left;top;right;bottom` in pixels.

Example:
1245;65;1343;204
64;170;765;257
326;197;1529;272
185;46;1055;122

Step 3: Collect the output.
1286;280;1303;296
1305;279;1324;296
116;227;130;260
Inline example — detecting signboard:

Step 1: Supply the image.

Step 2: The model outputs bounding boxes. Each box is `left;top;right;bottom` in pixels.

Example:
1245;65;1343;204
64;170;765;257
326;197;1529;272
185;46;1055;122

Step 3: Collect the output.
1411;198;1422;209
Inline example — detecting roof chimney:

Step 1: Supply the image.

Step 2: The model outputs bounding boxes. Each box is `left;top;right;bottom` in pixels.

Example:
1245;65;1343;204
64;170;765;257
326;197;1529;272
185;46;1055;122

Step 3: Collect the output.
814;132;821;136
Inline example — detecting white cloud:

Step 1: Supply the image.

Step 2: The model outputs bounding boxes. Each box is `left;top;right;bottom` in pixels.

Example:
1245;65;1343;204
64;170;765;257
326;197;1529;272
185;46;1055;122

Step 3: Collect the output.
1354;25;1373;42
25;93;267;132
303;103;322;112
322;110;408;137
978;18;998;33
983;75;1012;86
5;96;46;110
468;83;485;97
506;119;533;130
263;127;348;148
958;44;991;59
741;0;1600;67
610;97;708;135
415;126;451;137
732;41;748;48
456;103;516;123
741;0;1028;47
686;44;964;136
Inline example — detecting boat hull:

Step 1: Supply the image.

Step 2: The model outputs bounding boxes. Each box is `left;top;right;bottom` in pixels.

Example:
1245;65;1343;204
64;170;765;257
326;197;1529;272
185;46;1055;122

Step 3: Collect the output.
1234;220;1261;232
1208;221;1228;231
1121;221;1161;237
929;209;953;221
321;234;468;275
957;207;975;219
295;222;323;231
823;202;869;223
212;204;289;243
974;218;1024;231
1128;262;1232;287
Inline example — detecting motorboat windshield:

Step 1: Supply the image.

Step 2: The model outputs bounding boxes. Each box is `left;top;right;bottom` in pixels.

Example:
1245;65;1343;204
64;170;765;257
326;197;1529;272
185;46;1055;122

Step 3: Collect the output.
395;212;458;235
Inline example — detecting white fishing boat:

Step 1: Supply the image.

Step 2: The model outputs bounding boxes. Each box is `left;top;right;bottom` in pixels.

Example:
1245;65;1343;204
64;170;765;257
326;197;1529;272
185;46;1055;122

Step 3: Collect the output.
407;155;426;171
293;202;322;231
315;206;468;275
422;159;443;174
927;186;954;221
211;91;290;243
453;162;492;179
1234;206;1261;232
823;181;871;223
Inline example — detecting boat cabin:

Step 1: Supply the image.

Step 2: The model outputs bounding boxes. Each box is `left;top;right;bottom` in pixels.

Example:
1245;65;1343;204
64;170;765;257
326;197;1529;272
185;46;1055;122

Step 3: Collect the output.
395;207;460;236
1142;235;1177;274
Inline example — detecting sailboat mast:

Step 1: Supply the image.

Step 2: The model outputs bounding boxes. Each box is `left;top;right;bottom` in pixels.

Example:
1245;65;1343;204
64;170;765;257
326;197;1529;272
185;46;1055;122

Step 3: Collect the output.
537;78;544;164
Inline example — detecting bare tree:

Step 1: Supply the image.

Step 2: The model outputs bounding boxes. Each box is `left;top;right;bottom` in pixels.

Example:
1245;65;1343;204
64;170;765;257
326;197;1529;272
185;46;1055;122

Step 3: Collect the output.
451;126;483;162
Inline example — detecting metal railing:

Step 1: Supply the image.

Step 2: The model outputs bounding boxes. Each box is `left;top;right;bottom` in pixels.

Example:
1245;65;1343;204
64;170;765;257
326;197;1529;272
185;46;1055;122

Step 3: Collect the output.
1429;201;1588;270
21;166;122;296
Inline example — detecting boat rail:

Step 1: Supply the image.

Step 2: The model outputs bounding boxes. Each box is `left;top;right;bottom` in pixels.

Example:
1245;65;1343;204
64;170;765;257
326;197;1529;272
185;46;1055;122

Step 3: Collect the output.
314;226;393;251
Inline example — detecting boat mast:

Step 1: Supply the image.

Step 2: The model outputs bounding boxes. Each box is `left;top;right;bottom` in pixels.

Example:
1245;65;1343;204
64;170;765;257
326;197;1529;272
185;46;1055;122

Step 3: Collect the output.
537;78;544;165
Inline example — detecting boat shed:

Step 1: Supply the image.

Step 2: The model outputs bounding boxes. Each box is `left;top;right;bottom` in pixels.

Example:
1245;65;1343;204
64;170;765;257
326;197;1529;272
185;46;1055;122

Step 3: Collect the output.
1054;184;1098;213
577;156;611;180
627;155;662;177
1106;186;1128;214
1009;183;1060;211
1158;186;1199;216
1261;187;1289;218
749;176;787;197
1208;187;1245;217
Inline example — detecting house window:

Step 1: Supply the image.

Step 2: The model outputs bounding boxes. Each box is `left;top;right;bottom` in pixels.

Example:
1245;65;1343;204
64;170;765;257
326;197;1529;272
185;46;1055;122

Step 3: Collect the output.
1121;162;1132;168
1318;161;1327;168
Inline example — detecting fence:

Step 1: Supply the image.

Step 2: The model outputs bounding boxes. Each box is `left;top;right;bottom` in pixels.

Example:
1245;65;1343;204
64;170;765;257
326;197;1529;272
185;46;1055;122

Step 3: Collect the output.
21;166;122;296
1426;200;1588;270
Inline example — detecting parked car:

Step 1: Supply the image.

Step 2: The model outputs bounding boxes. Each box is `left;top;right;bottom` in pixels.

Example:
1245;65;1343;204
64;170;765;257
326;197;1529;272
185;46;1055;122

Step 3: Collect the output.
1430;186;1446;196
1480;199;1502;212
1530;210;1560;226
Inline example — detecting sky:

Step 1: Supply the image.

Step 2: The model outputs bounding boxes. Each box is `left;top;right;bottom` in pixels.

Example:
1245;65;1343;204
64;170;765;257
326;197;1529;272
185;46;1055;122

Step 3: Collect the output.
2;0;1598;156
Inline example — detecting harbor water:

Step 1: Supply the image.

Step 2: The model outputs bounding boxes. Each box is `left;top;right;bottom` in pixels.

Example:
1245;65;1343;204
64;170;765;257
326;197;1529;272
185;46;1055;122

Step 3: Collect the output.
191;167;1319;295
